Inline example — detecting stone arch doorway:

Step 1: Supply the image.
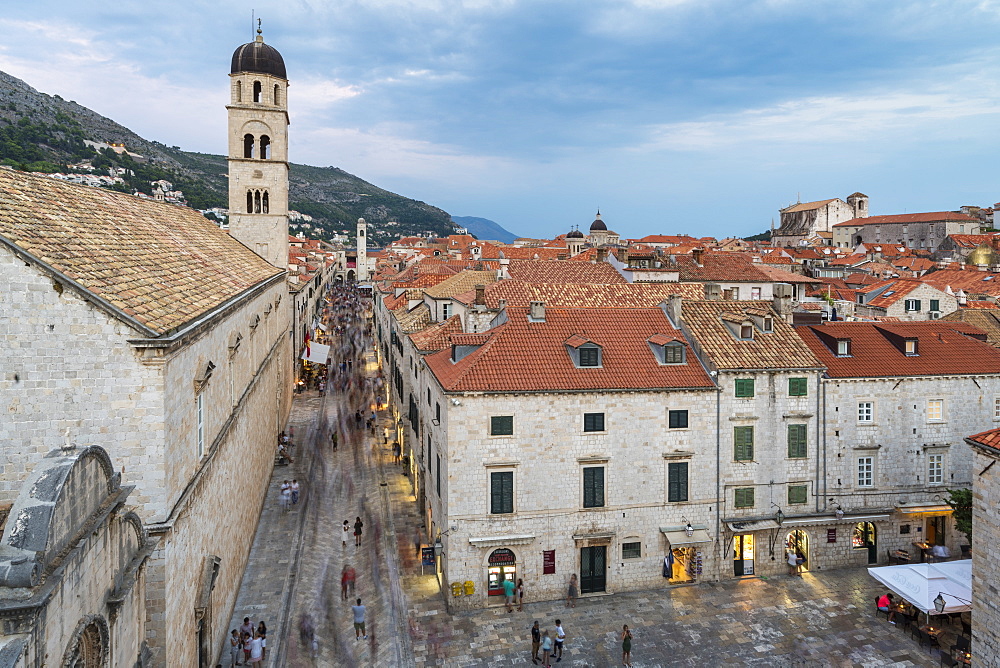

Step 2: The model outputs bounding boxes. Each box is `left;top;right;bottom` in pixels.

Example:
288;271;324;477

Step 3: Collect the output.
785;529;809;572
62;616;109;667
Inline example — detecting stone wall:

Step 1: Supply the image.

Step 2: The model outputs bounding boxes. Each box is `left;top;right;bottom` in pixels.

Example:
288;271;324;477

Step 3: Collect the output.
970;443;1000;663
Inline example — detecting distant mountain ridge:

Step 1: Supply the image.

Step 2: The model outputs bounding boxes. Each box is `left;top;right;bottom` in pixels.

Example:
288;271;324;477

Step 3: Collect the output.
0;70;456;244
451;215;519;243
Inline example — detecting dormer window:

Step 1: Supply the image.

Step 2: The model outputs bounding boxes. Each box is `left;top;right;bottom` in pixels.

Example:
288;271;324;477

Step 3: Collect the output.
579;345;601;367
664;344;684;364
904;339;918;356
740;324;754;340
648;334;687;365
836;339;851;357
762;317;773;333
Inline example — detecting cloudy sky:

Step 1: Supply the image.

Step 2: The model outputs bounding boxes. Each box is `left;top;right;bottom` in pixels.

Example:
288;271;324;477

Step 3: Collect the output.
2;1;999;239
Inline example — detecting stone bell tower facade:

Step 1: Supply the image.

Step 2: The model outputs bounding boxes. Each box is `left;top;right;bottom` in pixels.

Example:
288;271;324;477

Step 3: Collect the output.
227;26;289;269
356;217;368;281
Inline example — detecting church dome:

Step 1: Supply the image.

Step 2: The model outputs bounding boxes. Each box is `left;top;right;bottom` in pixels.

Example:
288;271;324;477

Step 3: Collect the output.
567;228;584;239
590;212;607;231
231;32;286;79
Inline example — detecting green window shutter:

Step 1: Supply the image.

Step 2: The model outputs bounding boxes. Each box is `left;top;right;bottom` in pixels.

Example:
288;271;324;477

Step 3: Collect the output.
735;487;755;508
930;299;940;311
788;484;808;505
787;424;807;458
583;412;605;432
668;410;689;429
788;377;807;396
583;467;605;508
914;299;921;311
491;471;514;514
668;462;689;502
734;426;754;461
490;415;513;435
735;378;755;397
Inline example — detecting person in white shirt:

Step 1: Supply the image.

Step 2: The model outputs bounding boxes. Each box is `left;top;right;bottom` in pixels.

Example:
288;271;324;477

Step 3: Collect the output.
554;620;566;662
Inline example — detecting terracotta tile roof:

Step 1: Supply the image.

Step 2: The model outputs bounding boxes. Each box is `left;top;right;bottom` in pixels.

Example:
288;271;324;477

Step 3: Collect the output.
506;259;627;284
920;269;1000;298
0;168;282;335
966;428;1000;452
674;253;774;283
861;279;927;308
963;300;998;309
451;280;703;308
423;270;498;299
680;300;823;370
754;265;821;283
567;248;600;262
425;307;715;392
383;292;409;310
393;273;454;290
782;198;838;213
396;303;432;333
832;211;978;227
939;308;1000;347
797;321;1000;377
478;243;566;260
409;315;463;352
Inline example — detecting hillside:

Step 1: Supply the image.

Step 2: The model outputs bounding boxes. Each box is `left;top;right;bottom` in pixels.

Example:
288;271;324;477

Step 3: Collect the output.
451;215;519;243
0;70;455;244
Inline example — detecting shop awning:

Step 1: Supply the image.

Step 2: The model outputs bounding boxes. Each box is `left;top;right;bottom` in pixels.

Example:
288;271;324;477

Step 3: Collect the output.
660;527;712;546
782;513;891;527
727;519;780;532
468;534;535;548
868;561;972;615
897;503;952;516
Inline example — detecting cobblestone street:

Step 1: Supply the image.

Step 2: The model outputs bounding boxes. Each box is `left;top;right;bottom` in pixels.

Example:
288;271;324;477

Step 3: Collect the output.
219;370;951;668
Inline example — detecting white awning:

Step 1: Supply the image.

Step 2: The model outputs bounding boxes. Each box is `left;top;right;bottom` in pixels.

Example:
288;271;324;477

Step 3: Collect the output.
897;504;952;516
468;534;535;548
868;561;972;615
782;513;891;526
727;519;780;532
301;342;330;365
661;528;712;546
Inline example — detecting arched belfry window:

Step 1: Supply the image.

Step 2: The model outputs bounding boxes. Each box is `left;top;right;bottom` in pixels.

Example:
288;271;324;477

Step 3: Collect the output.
254;190;262;214
236;80;242;102
262;191;269;214
243;134;255;159
260;135;271;160
246;191;253;213
253;80;262;103
273;84;280;106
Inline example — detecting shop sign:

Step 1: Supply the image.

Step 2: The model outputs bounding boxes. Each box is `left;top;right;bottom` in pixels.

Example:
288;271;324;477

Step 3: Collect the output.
543;550;556;574
489;548;517;565
421;546;436;566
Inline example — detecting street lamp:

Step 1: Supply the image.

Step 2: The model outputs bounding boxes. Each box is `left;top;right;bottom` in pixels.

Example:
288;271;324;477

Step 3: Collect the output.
933;592;972;614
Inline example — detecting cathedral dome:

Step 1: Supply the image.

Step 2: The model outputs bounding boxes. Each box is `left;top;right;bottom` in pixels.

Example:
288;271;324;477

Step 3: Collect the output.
567;228;584;239
590;212;607;231
231;33;287;79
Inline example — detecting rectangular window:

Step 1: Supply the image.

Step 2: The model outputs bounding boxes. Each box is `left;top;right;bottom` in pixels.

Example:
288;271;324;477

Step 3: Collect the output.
787;424;808;458
667;462;689;502
928;454;943;485
904;339;918;355
668;409;689;429
788;484;808;505
994;397;1000;420
490;471;514;514
927;399;943;422
734;378;755;398
583;466;605;508
751;287;761;299
196;394;205;458
930;299;940;312
858;401;873;423
734;487;755;508
858;456;874;488
579;347;600;367
435;403;441;422
734;426;754;461
583;412;605;432
788;377;808;396
436;454;442;496
490;415;514;436
622;542;642;559
441;302;452;319
664;345;684;364
837;339;851;356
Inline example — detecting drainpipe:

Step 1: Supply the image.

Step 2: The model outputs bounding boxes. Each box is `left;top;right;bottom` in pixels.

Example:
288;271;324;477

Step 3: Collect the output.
816;371;822;514
715;383;722;581
821;375;828;513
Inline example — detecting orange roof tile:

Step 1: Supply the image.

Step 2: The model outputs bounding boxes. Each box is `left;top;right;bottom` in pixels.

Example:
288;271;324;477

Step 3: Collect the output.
832;212;978;227
506;260;627;284
451;281;703;308
409;315;464;352
966;428;1000;452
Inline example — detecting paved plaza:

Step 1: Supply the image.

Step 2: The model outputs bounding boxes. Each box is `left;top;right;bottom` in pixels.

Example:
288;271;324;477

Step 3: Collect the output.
220;348;948;668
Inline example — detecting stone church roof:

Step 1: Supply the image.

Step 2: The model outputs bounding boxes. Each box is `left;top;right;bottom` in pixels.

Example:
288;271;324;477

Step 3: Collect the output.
0;168;283;336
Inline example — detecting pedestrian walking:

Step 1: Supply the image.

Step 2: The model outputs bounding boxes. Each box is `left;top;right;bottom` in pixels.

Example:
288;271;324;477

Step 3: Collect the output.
256;621;267;660
280;480;291;511
341;566;349;601
331;430;338;451
787;549;800;577
566;574;578;608
392;441;401;463
354;516;364;546
249;630;263;666
554;619;566;662
621;624;633;667
413;528;422;558
290;479;300;505
229;629;242;667
516;577;525;611
343;520;350;547
530;621;541;665
352;598;368;640
240;617;254;642
503;575;516;613
540;630;553;668
345;565;356;596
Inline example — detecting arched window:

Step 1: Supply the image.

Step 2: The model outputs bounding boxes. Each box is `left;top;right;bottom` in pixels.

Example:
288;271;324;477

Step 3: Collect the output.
246;191;253;213
236;80;242;102
253;80;262;103
254;190;261;214
243;134;254;159
260;135;271;160
262;191;269;214
273;84;280;106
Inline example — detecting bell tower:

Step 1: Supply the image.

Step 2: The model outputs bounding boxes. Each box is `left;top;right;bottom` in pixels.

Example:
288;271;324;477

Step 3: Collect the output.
227;23;289;269
356;218;369;281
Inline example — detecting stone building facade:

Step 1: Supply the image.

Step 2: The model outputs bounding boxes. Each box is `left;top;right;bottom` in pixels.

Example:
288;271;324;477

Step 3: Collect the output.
854;279;957;321
964;429;1000;665
832;211;981;251
771;194;867;248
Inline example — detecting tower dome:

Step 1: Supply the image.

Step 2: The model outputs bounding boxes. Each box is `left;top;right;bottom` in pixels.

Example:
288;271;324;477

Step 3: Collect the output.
590;211;607;231
567;227;584;239
231;28;286;79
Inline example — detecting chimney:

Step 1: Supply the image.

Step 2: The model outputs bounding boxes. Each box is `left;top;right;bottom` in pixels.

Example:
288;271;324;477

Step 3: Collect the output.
773;283;793;316
498;257;510;279
498;298;507;310
474;284;486;306
666;294;683;325
529;301;546;322
693;248;704;266
704;283;722;300
596;248;607;263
